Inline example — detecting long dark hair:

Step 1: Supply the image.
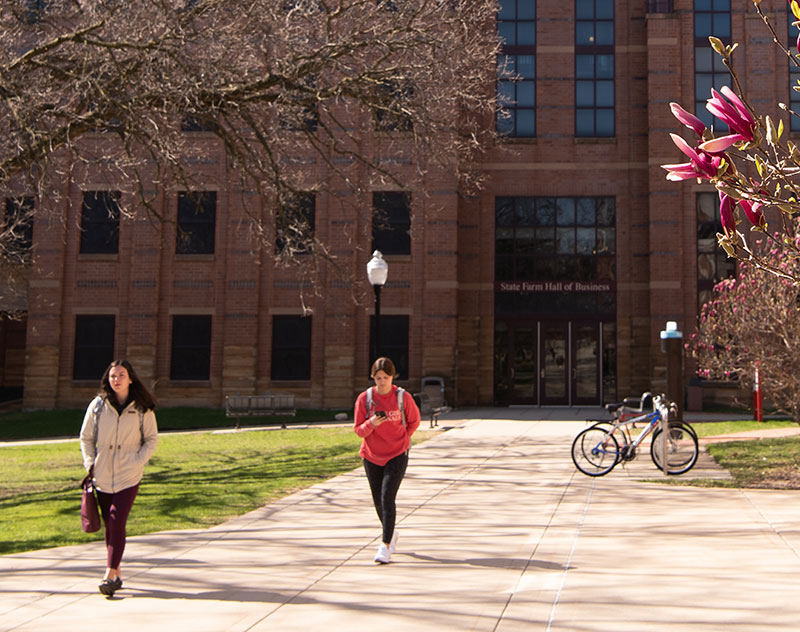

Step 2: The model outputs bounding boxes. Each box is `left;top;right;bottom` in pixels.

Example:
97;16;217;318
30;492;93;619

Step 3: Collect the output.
99;359;157;411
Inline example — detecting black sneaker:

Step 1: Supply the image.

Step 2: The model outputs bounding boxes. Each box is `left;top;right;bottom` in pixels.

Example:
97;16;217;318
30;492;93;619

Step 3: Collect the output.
98;578;121;596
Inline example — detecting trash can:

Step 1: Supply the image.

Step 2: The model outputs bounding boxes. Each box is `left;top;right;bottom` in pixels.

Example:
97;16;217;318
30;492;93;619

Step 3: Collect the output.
687;377;703;412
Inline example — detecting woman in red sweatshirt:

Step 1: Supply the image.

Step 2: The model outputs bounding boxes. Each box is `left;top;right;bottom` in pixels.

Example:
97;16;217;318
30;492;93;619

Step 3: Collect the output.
353;357;421;564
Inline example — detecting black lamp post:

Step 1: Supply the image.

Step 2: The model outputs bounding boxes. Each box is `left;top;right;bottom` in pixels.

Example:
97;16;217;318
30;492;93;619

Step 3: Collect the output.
366;250;389;362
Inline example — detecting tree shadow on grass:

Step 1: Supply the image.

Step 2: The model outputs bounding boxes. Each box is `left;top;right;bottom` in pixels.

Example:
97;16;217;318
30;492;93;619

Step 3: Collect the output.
1;441;364;554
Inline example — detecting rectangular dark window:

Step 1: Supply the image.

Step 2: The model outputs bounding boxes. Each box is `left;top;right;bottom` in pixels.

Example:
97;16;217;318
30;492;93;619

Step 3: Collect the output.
276;192;315;255
369;315;409;380
24;0;46;23
73;315;115;380
4;197;34;262
180;115;220;133
170;315;212;380
271;316;312;380
647;0;672;11
697;192;735;309
497;0;536;137
694;0;731;129
80;191;120;254
177;191;216;255
374;81;414;132
276;72;319;131
373;192;411;255
280;106;319;132
575;0;614;137
495;196;616;316
495;196;615;282
279;99;319;132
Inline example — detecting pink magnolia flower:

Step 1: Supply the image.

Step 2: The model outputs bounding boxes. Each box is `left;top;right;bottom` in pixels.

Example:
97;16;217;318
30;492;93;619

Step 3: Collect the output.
699;134;744;154
719;191;736;236
669;102;706;137
706;87;755;141
661;133;723;181
740;199;766;229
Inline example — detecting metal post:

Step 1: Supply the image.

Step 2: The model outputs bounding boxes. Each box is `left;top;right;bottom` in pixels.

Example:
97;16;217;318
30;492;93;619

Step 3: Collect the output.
373;283;381;362
662;398;669;478
665;337;683;422
660;321;684;422
753;361;763;422
660;321;684;478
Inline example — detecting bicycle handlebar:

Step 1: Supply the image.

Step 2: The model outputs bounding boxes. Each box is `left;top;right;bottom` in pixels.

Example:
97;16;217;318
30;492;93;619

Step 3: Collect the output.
652;394;677;414
608;393;676;418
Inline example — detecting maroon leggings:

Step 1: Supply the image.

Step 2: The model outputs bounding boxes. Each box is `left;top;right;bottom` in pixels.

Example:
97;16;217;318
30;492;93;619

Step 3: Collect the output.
96;484;139;570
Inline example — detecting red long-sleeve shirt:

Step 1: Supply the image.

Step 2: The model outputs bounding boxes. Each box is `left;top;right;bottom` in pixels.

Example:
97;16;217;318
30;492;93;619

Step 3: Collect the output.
353;386;420;466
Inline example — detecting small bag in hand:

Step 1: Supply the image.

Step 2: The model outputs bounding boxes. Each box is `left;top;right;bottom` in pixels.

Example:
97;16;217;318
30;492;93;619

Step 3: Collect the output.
80;469;101;533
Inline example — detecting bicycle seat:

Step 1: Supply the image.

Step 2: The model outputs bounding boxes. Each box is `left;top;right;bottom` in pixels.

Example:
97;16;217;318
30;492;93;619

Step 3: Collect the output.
604;402;625;414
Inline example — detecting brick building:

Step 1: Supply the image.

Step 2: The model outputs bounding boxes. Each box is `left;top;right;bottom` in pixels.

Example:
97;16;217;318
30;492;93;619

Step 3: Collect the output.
3;0;786;410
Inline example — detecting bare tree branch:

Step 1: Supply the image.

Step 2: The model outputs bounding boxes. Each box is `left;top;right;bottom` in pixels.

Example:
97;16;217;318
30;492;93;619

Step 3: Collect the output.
0;0;501;305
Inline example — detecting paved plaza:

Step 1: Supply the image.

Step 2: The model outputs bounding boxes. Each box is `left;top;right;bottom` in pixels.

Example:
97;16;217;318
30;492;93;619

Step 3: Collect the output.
2;411;799;631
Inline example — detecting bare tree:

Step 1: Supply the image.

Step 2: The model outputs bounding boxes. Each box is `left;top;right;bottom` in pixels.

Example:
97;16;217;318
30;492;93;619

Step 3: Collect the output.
0;0;501;302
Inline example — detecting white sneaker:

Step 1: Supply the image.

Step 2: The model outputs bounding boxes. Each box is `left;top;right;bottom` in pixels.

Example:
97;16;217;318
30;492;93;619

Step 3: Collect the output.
389;530;399;555
374;543;391;564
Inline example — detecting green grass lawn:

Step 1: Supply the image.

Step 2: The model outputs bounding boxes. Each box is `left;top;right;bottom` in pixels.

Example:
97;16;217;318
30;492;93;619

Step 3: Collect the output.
689;419;796;438
706;436;800;487
0;427;435;555
655;419;800;489
0;406;350;441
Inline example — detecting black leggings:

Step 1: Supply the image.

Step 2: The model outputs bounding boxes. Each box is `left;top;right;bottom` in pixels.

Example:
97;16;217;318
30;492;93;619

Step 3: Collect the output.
363;451;409;545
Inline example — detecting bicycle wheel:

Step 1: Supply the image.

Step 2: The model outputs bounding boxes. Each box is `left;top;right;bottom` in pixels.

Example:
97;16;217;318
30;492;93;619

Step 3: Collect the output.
675;420;698;441
571;426;620;476
650;422;699;475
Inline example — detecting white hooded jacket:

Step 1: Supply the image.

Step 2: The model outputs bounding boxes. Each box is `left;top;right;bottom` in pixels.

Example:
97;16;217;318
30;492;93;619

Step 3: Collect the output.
79;395;158;493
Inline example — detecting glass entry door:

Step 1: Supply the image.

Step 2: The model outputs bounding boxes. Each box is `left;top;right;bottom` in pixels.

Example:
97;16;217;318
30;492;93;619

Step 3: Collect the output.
572;322;600;405
540;322;568;405
510;327;537;403
496;320;606;406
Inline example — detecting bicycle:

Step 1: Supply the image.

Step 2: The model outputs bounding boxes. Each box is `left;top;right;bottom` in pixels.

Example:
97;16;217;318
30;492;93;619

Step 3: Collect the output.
571;394;699;477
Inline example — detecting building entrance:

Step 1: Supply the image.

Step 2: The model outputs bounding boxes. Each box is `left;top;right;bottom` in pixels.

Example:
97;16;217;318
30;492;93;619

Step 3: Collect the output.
493;195;617;406
494;320;613;406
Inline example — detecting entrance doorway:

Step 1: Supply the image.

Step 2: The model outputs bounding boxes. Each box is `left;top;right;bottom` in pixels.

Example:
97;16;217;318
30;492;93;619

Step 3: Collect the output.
495;320;613;406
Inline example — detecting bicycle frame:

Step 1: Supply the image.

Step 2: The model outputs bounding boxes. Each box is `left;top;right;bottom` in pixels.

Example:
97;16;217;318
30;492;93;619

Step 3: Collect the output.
611;406;664;451
572;395;698;477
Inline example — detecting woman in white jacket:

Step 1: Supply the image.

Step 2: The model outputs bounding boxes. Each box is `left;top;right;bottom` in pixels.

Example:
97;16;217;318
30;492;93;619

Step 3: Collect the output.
79;359;158;597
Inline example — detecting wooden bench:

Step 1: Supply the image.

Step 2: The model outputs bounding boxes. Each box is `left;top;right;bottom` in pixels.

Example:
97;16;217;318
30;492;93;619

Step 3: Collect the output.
413;376;451;428
224;393;297;428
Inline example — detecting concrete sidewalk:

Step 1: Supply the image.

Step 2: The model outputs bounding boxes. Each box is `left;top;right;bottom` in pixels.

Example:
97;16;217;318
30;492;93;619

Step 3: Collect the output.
2;416;800;631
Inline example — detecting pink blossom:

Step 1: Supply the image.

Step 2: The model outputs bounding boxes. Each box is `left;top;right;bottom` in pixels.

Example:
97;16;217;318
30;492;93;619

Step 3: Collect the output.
669;102;706;137
719;191;736;237
662;133;723;181
706;87;755;141
740;199;766;229
699;134;746;154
